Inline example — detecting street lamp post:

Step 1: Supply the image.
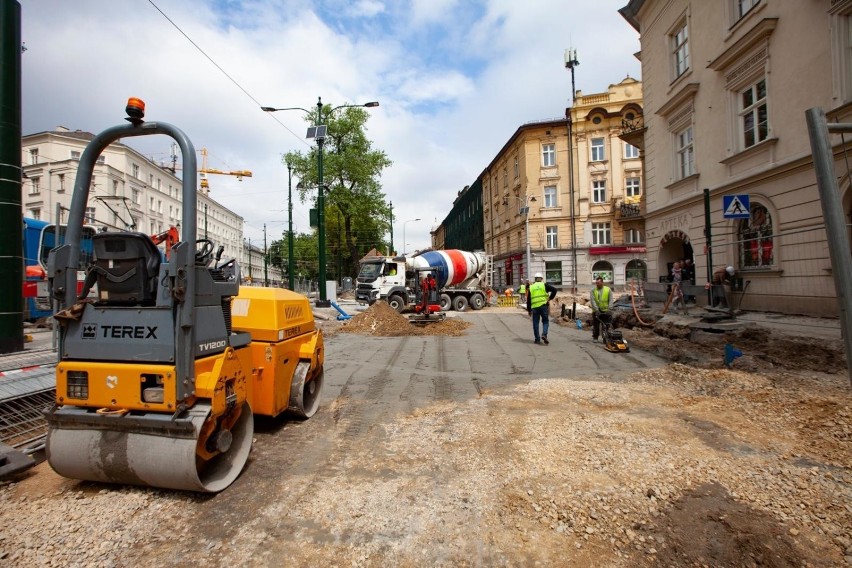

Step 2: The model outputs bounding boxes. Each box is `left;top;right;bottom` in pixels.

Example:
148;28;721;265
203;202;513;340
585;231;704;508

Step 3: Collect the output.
565;47;580;293
262;98;379;305
402;218;420;255
286;160;295;290
389;201;394;255
504;195;537;283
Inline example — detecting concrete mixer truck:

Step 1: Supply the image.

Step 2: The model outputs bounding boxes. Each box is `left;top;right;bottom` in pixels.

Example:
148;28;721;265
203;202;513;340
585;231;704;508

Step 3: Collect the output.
356;250;492;312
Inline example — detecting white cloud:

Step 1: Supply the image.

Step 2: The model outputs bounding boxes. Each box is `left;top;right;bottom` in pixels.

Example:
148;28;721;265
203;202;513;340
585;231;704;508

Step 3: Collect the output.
347;0;385;18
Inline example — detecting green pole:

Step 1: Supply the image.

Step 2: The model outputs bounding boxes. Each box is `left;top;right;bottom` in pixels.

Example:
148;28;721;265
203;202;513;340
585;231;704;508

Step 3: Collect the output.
287;161;294;290
389;200;394;255
316;96;327;304
0;1;23;353
704;187;713;307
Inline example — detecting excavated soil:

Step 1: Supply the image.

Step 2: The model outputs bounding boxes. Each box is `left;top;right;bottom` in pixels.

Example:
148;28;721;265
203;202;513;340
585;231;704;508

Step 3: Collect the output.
339;300;471;337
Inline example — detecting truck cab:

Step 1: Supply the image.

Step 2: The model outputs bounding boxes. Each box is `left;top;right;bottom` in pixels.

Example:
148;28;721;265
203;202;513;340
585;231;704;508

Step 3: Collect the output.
355;257;411;311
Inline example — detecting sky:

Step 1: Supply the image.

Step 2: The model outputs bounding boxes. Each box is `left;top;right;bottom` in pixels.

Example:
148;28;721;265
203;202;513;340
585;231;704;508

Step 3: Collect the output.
19;0;641;252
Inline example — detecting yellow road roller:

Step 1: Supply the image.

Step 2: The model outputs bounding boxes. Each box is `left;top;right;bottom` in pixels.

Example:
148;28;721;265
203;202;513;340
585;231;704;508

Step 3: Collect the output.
45;99;323;492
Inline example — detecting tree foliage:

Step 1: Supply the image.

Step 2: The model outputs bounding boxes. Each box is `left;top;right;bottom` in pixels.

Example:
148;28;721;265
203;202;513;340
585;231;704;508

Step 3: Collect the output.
281;104;392;280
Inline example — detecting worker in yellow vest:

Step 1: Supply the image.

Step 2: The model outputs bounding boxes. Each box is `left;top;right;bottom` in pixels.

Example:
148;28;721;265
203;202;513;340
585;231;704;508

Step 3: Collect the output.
590;276;613;342
517;280;528;308
527;273;557;345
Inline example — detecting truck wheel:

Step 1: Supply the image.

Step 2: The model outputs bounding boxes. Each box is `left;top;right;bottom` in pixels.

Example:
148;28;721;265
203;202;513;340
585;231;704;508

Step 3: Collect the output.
440;294;452;311
452;295;469;312
470;293;485;310
388;294;406;313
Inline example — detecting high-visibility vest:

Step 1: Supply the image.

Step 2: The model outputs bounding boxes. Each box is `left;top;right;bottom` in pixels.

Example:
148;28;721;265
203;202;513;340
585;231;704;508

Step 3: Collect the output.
518;284;526;295
593;286;611;312
529;282;548;309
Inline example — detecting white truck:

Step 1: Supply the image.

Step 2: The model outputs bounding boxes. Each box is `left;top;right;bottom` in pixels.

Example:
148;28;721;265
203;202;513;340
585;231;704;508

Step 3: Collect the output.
356;249;492;312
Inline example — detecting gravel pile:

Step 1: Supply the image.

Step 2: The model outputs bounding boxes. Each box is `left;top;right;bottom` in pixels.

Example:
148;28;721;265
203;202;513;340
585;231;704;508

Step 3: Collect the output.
339;300;471;336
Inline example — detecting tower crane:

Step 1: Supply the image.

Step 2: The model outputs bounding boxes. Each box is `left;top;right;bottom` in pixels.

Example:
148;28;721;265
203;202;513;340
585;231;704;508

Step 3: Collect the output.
165;144;252;193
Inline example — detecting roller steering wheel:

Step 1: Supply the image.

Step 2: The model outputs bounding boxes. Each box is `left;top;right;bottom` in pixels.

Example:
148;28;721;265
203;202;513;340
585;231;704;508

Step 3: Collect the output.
195;238;215;264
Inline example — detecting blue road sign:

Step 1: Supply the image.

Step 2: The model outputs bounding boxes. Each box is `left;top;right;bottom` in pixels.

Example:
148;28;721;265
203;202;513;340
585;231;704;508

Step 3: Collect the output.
723;195;750;219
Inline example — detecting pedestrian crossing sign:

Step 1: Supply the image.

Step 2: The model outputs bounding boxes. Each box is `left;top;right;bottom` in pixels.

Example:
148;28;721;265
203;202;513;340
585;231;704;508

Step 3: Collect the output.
723;195;750;219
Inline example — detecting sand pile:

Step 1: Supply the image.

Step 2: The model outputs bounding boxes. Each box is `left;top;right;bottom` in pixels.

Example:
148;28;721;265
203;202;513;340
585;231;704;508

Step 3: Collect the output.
340;301;471;337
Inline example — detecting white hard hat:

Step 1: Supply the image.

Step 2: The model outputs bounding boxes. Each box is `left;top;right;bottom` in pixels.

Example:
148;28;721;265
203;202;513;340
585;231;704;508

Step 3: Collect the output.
726;266;735;275
534;272;543;279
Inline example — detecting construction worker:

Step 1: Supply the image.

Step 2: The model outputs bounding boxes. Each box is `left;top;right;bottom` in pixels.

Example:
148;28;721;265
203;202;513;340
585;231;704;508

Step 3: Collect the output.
517;280;527;308
709;266;736;308
590;276;613;342
527;273;557;345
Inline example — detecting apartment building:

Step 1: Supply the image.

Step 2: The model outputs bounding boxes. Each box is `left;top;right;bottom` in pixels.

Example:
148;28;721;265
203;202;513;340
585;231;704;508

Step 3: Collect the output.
481;77;644;291
620;0;849;315
21;127;281;285
571;77;646;288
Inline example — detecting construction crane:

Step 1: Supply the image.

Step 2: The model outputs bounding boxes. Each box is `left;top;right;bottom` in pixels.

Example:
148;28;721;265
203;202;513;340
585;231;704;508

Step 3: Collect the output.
198;147;252;192
164;144;252;193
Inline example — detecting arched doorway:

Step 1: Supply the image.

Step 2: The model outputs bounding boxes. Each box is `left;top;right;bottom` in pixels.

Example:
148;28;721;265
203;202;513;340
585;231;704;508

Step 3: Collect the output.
625;259;647;282
592;261;614;285
658;230;691;282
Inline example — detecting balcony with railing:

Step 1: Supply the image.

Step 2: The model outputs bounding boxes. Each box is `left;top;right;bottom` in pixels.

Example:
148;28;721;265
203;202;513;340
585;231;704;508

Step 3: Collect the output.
618;114;646;151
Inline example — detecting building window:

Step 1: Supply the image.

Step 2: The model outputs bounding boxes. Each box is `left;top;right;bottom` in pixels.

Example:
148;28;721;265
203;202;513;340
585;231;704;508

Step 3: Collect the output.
542;144;555;167
738;203;774;268
592;179;607;204
543;185;557;208
133;189;140;205
112;180;119;195
545;226;558;249
625;259;647;281
132;164;140;179
590;137;606;162
71;150;81;160
150;197;156;211
592;222;611;245
676;126;695;179
85;207;96;222
740;78;768;149
624;143;640;159
29;208;40;220
514;156;519;179
29;148;38;164
96;155;106;165
735;0;759;20
830;4;852;104
545;261;562;285
672;21;690;78
58;174;65;192
625;228;643;244
29;176;40;195
503;168;508;188
149;174;154;186
626;177;641;198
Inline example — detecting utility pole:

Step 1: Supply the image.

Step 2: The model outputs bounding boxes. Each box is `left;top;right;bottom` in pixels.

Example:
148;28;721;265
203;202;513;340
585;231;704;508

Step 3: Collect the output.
263;223;268;287
287;161;295;290
389;200;394;255
565;47;580;294
247;238;252;283
316;97;328;306
0;1;23;353
204;202;208;239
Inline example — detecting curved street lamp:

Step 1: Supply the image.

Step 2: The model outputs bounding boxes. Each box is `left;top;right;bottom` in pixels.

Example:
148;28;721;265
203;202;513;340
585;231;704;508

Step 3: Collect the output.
262;97;379;305
402;218;420;255
503;195;537;283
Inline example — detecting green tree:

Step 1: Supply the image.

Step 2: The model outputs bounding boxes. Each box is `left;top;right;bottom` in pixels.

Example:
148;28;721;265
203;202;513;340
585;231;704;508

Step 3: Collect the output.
268;230;319;281
285;105;392;280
